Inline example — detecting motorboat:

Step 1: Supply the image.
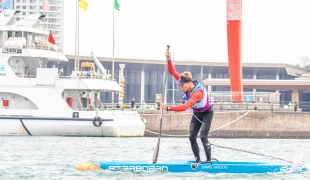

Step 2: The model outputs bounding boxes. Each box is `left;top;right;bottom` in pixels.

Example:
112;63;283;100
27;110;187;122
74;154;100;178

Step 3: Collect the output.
0;9;145;137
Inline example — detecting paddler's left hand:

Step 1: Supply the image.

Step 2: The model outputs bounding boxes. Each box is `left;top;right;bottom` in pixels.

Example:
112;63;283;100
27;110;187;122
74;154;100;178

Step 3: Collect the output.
160;103;168;110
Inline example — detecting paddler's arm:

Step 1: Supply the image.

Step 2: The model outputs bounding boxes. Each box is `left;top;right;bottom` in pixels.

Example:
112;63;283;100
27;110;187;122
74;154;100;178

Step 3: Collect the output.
160;90;203;112
166;50;180;80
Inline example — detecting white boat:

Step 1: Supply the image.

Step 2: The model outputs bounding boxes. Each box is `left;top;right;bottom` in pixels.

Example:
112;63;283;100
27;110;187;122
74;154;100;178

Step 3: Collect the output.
0;10;145;137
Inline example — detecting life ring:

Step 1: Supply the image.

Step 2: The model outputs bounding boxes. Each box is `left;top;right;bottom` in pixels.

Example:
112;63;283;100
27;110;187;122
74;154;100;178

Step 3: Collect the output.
93;117;102;127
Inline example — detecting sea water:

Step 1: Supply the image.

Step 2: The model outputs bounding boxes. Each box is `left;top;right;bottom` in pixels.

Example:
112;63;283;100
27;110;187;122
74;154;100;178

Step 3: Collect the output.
0;137;309;180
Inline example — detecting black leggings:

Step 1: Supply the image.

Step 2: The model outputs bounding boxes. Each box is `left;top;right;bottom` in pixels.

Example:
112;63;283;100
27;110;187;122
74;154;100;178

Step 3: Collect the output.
189;107;214;161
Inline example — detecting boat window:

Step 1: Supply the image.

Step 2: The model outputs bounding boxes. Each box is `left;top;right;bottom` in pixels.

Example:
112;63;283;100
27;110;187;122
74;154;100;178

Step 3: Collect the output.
82;67;92;71
8;31;14;38
15;31;22;37
34;36;39;44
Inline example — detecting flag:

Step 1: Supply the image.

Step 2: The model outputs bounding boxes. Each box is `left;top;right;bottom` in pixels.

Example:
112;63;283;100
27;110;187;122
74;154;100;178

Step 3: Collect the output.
48;31;56;45
2;0;11;9
42;0;50;11
114;0;120;11
79;0;88;12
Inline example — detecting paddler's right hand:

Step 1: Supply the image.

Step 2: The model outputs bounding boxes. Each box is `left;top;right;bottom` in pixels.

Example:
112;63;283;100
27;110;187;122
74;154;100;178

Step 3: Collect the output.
166;50;171;60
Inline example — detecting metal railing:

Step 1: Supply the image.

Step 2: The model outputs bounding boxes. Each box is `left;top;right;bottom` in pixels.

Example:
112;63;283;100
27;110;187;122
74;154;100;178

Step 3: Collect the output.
209;101;303;112
209;92;280;103
105;100;309;113
2;100;308;113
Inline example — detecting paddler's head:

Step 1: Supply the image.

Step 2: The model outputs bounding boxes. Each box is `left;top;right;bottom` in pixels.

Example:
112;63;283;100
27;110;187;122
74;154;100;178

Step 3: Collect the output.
176;71;193;91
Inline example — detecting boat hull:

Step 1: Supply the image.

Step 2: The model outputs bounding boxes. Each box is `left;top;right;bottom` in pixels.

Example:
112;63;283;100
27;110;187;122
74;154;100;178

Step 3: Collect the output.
0;116;145;137
76;159;309;173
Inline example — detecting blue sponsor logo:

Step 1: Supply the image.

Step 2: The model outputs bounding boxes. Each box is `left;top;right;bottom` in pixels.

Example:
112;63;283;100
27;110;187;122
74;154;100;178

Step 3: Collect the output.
0;65;5;71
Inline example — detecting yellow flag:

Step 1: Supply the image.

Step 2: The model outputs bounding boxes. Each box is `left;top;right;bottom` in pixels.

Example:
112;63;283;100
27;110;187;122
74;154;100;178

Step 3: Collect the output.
79;0;88;12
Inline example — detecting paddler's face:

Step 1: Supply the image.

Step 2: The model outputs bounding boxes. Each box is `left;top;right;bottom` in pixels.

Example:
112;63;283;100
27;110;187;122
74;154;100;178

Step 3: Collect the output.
180;82;191;91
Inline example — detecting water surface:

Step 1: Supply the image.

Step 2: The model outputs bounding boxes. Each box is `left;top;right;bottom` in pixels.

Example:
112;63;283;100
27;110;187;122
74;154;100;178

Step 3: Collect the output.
0;137;309;179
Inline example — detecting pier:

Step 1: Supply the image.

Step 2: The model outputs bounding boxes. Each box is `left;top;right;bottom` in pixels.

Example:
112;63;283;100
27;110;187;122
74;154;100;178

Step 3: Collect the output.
142;109;310;138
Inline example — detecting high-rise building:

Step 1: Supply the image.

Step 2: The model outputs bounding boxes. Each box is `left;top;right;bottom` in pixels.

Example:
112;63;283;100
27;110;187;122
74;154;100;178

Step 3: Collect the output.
0;0;64;49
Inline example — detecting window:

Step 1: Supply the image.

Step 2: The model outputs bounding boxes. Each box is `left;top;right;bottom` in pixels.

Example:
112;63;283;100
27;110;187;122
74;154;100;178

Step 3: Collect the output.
48;18;57;23
48;24;57;29
22;6;26;9
16;6;20;9
50;6;58;11
257;74;276;80
212;73;229;79
243;74;253;79
49;0;57;5
48;12;57;17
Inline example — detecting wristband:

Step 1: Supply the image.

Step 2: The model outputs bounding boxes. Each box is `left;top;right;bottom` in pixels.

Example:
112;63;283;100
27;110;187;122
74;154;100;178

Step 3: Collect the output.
166;106;170;111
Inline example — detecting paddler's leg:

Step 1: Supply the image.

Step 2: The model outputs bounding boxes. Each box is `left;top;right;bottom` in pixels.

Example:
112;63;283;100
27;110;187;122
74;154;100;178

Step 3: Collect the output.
200;109;214;163
189;115;202;163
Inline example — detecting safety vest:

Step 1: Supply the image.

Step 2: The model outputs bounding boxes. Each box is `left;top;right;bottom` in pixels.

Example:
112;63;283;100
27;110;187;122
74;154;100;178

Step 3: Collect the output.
182;80;210;111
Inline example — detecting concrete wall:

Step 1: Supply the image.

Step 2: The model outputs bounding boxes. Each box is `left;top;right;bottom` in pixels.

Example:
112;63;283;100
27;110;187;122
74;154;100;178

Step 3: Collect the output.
141;110;310;138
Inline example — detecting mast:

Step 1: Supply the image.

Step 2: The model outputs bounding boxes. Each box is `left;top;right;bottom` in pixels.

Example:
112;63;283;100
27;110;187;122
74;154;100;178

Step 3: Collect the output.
112;1;115;106
74;0;78;71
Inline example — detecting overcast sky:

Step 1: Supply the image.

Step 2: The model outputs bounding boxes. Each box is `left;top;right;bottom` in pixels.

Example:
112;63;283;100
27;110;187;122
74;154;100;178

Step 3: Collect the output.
63;0;310;65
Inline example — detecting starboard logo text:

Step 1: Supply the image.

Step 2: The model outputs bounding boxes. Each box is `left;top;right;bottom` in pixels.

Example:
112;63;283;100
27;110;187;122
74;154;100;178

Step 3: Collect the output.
108;165;168;171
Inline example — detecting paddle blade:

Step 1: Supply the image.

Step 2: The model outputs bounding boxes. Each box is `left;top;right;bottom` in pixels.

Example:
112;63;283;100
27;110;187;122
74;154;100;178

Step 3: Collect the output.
152;139;160;164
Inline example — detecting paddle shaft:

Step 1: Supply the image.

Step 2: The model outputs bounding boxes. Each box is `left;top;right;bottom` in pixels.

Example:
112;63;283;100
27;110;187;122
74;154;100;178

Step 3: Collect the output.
153;45;170;164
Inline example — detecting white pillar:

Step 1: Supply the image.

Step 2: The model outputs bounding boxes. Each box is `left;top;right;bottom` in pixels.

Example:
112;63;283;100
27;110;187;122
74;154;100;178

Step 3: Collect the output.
208;72;211;93
253;74;256;102
140;70;145;103
200;66;203;83
2;31;8;46
172;74;175;104
164;71;167;103
292;90;299;102
276;90;280;102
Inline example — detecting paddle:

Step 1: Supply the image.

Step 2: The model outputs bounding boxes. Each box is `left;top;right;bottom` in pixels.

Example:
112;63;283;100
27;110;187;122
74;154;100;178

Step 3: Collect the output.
152;45;170;164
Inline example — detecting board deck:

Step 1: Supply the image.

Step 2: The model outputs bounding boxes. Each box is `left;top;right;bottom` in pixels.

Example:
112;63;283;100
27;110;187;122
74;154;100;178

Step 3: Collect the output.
76;159;309;173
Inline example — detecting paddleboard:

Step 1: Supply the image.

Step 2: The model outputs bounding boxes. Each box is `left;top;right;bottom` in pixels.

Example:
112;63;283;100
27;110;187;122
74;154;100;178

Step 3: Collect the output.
76;159;309;173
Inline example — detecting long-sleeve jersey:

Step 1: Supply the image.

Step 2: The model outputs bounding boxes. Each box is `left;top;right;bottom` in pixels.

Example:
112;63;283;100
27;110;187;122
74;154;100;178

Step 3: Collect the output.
167;59;203;112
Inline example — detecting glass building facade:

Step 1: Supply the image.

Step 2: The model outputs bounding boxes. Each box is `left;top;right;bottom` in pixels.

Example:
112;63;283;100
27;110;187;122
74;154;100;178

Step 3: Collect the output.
55;57;310;106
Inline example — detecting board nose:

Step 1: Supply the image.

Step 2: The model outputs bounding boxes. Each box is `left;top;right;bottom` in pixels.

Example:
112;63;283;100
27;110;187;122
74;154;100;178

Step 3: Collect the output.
75;162;102;171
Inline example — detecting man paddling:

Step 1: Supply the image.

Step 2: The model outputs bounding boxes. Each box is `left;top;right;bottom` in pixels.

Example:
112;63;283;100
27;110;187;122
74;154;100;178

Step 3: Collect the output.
160;50;214;164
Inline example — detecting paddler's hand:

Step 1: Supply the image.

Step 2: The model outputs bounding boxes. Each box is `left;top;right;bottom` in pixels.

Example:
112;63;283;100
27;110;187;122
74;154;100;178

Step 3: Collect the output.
160;103;170;111
160;103;167;110
165;50;171;60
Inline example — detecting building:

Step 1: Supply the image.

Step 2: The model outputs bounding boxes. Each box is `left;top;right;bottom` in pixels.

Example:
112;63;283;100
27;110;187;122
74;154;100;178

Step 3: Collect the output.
1;0;64;49
56;55;310;110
